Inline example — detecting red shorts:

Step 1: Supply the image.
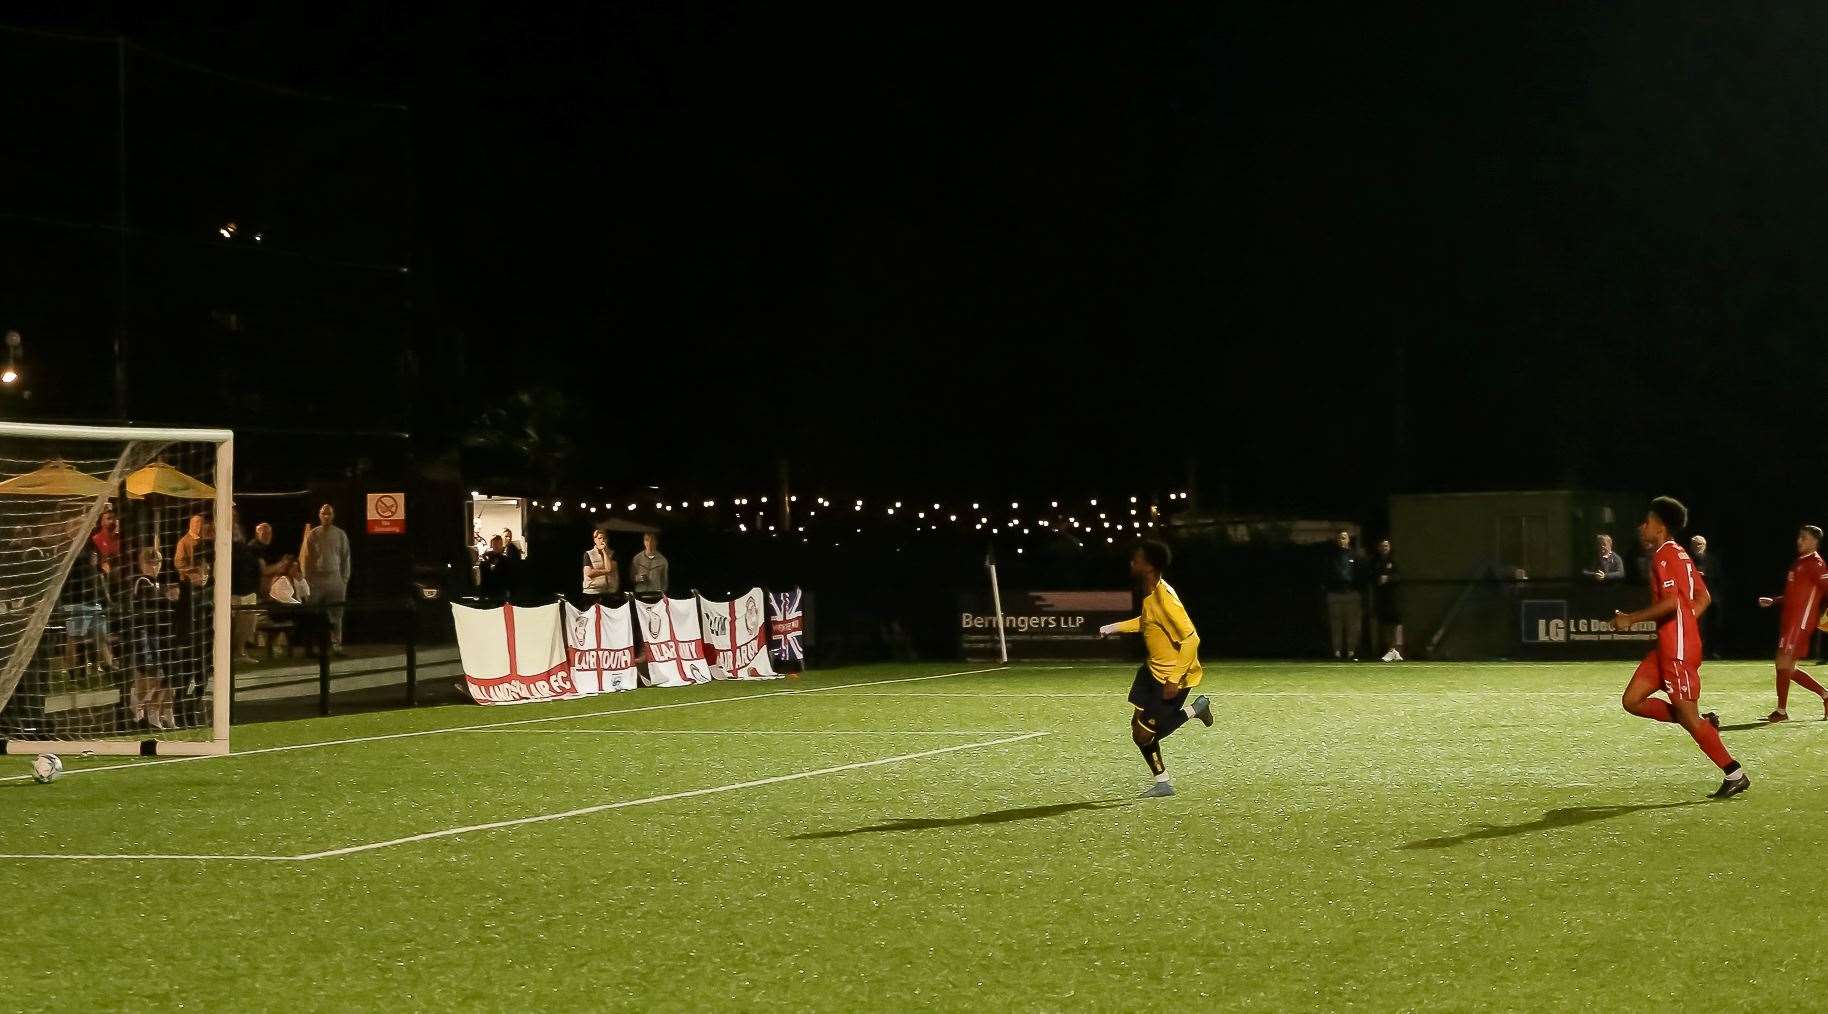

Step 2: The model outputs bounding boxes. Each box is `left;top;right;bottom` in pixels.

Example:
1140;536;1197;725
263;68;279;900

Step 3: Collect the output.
1778;624;1814;660
1631;651;1699;702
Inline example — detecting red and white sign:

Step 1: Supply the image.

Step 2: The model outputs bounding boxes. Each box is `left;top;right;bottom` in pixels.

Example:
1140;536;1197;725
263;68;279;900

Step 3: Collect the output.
699;588;781;679
366;492;406;535
564;601;640;694
631;596;714;687
451;602;576;705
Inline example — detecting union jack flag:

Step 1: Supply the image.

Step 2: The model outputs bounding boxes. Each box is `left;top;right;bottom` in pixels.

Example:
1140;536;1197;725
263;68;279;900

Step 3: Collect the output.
767;587;806;666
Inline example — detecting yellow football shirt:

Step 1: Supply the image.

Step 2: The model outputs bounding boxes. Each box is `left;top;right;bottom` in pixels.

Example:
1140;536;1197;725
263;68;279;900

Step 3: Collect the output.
1113;579;1202;687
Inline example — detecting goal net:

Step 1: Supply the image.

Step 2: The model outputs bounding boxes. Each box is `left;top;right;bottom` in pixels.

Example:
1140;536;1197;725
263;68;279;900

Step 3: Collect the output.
0;422;232;756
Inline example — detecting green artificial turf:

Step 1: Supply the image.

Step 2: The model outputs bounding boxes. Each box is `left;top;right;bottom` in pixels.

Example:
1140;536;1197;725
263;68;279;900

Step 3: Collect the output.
4;660;1826;1012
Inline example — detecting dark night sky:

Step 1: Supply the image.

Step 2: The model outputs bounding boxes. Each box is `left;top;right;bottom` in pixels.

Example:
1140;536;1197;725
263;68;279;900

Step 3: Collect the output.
10;4;1828;543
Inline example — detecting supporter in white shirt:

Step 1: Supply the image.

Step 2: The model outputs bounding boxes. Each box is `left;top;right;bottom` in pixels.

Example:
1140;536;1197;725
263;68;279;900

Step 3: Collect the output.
269;560;312;606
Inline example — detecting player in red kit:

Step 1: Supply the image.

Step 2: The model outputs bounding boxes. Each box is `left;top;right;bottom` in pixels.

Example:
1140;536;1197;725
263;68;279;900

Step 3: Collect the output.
1611;496;1749;798
1755;524;1828;722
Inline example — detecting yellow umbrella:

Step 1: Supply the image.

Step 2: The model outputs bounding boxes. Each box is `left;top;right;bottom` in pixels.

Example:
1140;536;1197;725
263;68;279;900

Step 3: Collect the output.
0;460;114;497
126;462;216;500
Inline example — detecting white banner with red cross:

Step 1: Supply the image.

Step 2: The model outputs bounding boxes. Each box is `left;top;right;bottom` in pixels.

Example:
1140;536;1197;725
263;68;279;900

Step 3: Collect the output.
563;600;640;694
631;595;715;687
451;601;577;705
699;588;781;679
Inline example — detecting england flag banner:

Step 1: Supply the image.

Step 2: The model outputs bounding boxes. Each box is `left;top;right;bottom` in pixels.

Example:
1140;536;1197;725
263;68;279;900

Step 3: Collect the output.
767;587;805;669
700;588;781;679
632;595;714;687
563;600;640;694
452;601;578;705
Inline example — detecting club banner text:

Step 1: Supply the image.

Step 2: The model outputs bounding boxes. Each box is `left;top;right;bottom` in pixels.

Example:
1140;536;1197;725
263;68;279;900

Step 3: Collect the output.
959;590;1134;660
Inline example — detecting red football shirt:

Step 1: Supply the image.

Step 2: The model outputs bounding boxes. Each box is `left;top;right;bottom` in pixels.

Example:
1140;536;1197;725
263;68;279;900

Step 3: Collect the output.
1777;551;1828;642
1650;540;1706;662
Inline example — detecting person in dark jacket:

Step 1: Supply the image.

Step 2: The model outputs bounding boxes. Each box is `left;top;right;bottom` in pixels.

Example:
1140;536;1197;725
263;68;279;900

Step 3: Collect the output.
1371;538;1404;662
126;547;179;730
479;536;511;600
1324;530;1363;660
1688;534;1723;659
230;514;262;663
58;537;115;676
1583;534;1627;582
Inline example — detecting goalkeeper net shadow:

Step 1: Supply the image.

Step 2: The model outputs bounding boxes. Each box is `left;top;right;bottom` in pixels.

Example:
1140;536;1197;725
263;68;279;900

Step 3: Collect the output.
0;422;232;756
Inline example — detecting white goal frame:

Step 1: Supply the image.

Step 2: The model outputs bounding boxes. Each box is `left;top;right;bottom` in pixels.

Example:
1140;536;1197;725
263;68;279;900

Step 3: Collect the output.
0;421;233;757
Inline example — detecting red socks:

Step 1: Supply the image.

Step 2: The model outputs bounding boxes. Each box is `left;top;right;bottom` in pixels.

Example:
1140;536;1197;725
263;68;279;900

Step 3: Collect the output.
1625;697;1674;722
1776;668;1825;713
1793;669;1825;696
1626;696;1736;769
1687;721;1736;770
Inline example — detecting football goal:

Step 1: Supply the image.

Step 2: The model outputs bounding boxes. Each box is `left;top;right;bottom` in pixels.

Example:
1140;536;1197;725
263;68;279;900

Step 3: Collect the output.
0;422;233;756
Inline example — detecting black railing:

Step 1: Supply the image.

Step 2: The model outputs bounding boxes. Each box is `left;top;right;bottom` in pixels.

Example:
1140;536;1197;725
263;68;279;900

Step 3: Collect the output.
229;588;445;717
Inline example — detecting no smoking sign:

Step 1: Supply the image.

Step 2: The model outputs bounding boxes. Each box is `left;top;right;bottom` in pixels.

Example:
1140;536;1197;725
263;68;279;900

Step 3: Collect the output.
366;492;406;535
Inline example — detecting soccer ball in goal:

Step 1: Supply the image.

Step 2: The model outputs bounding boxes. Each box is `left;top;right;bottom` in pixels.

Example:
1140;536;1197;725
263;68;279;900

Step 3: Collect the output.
31;752;61;783
0;422;233;757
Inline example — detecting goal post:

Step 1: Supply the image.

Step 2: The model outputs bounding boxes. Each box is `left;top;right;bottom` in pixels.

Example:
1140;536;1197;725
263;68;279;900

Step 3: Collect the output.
0;421;234;757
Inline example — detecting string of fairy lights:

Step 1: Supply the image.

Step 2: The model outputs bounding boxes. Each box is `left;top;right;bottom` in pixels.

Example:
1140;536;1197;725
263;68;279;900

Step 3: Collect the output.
497;490;1197;552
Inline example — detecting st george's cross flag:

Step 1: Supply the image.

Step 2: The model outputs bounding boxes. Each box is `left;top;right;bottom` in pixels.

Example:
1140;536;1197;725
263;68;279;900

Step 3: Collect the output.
563;600;640;694
631;595;715;687
451;601;577;705
699;588;781;679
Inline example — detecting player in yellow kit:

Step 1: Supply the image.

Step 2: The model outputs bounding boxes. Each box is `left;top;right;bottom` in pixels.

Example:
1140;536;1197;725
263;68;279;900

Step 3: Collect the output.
1098;540;1214;797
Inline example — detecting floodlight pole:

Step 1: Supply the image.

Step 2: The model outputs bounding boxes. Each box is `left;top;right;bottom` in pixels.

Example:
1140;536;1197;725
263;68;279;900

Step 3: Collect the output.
776;458;791;531
986;545;1008;665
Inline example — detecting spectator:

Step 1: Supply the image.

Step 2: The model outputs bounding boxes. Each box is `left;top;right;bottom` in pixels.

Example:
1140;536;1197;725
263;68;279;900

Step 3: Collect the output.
631;532;669;596
126;547;179;730
251;522;291;599
230;510;260;664
169;514;212;727
301;503;351;656
1324;530;1363;660
173;513;211;587
502;529;523;562
1687;534;1712;575
91;502;121;576
58;534;115;676
268;559;311;606
1371;537;1404;662
1582;534;1626;582
479;536;510;598
1689;534;1721;657
582;529;619;597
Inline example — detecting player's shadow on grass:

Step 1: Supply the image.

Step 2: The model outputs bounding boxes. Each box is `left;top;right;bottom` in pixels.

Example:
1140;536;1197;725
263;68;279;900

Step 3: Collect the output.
1400;801;1706;850
789;800;1133;840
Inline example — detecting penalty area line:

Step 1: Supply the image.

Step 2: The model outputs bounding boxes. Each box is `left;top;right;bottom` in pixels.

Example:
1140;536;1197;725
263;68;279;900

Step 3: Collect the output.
0;665;1010;784
0;730;1050;863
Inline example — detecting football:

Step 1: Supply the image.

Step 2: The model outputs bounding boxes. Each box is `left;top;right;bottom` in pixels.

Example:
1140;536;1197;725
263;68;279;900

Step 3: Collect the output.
31;753;62;784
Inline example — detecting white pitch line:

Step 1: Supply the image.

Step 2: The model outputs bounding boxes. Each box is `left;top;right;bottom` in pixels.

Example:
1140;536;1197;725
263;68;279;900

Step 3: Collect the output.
0;853;291;862
0;731;1049;862
457;729;1033;736
0;666;1007;784
291;731;1048;860
821;690;1633;699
